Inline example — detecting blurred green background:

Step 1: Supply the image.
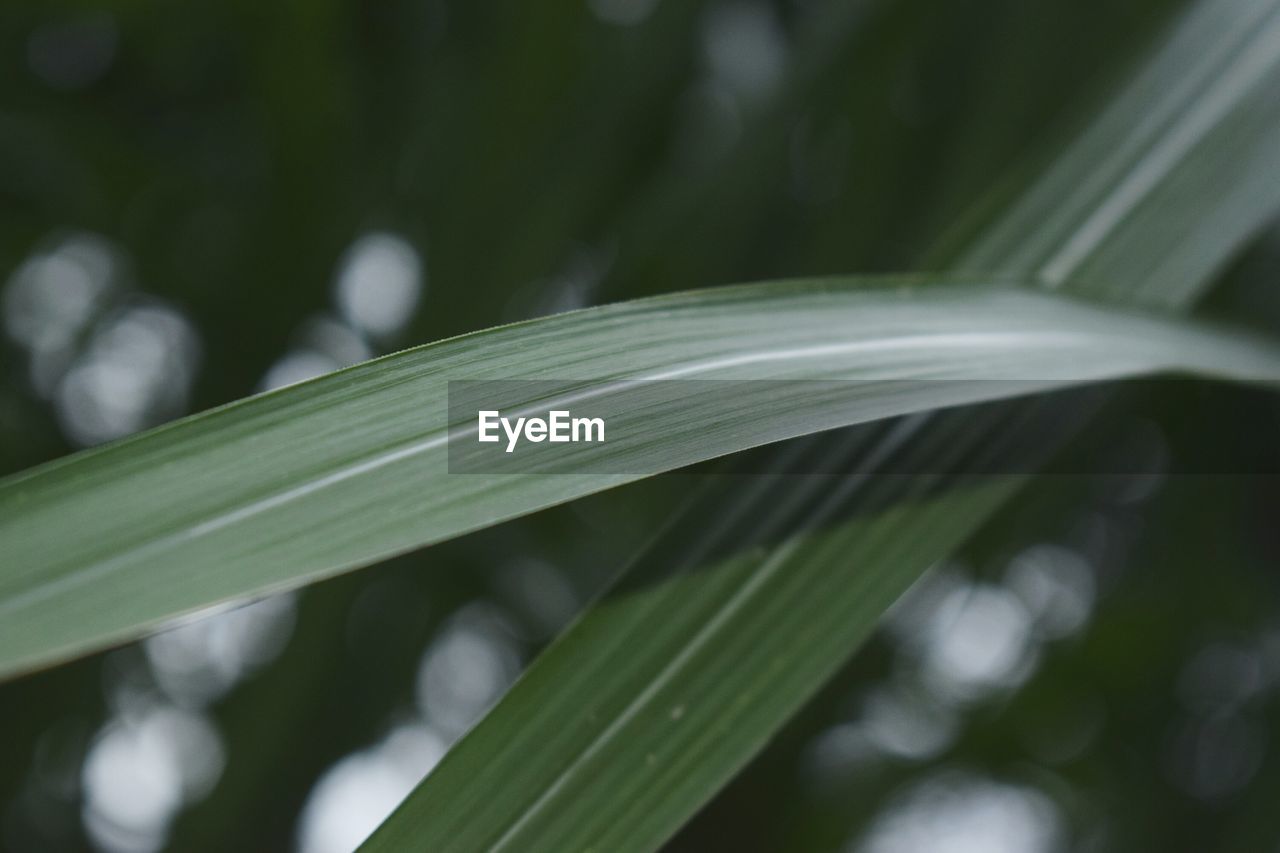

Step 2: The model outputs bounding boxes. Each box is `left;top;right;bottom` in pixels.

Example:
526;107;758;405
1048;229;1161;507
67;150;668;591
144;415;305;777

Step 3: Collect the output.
3;0;1280;850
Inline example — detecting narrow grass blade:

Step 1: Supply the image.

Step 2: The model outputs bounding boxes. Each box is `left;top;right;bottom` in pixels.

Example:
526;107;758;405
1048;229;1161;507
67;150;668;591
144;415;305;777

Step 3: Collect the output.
5;282;1277;679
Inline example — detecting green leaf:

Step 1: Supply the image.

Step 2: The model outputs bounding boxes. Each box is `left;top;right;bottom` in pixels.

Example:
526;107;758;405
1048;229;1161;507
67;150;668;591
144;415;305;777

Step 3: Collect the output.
363;0;1280;850
5;282;1277;681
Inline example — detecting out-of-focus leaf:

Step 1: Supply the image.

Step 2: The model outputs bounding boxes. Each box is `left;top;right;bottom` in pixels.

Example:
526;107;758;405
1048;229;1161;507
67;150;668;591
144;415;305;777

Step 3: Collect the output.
363;1;1280;850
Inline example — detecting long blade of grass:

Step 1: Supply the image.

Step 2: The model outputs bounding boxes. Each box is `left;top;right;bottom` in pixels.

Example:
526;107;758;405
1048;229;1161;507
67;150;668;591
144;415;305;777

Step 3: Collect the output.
5;282;1276;680
363;0;1280;849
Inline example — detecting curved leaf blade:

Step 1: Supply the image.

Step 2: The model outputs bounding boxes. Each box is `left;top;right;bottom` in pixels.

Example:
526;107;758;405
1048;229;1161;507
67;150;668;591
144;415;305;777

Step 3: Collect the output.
3;282;1278;679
